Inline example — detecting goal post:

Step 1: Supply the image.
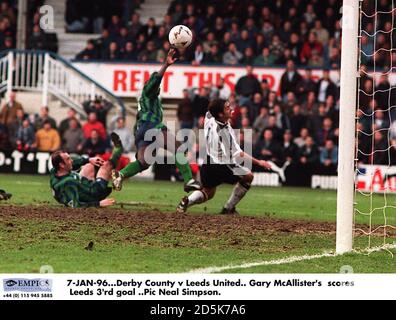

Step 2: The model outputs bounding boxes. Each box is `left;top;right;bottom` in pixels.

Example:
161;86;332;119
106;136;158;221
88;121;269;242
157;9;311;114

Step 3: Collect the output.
336;0;360;254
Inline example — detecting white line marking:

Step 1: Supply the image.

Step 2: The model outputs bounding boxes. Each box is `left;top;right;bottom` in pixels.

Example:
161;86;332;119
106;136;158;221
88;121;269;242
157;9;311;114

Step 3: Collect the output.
187;243;396;273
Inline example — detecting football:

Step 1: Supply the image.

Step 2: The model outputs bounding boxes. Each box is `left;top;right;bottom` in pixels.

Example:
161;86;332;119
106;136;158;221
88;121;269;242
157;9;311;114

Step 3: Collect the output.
168;25;193;49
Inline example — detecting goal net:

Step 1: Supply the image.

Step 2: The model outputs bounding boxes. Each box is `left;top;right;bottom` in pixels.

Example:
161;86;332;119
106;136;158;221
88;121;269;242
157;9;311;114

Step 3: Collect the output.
354;0;396;251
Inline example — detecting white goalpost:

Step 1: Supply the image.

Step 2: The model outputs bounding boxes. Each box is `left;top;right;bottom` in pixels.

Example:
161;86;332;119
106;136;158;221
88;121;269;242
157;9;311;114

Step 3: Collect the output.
336;0;359;254
337;0;396;254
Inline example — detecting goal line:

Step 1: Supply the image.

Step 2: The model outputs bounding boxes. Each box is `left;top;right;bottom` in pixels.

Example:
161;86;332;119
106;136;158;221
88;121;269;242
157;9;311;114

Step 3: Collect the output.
187;243;396;273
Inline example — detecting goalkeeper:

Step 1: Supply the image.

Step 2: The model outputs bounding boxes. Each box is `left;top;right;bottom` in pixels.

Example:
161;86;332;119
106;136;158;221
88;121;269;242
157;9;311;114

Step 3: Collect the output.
50;133;123;208
112;49;201;192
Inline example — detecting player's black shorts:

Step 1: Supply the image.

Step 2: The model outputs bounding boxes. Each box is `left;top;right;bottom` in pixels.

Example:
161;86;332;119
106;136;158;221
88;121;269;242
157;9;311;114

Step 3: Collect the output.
92;178;112;200
200;161;250;188
135;120;167;150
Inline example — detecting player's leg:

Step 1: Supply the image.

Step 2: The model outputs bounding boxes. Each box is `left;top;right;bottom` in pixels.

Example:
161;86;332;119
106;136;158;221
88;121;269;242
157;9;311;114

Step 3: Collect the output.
176;187;215;213
221;171;254;214
79;163;96;180
112;146;150;190
161;128;201;192
112;122;154;190
176;161;219;213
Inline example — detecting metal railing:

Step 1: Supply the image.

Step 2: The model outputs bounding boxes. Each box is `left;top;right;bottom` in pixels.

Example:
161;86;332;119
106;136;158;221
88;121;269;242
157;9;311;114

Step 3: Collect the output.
0;50;125;116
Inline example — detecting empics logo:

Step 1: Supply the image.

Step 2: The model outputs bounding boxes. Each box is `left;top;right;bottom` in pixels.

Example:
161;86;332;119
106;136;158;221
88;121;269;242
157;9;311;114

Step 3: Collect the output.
5;279;17;287
3;278;52;292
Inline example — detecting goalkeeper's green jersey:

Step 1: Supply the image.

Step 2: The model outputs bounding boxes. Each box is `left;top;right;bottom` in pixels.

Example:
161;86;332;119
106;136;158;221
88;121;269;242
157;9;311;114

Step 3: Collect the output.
49;157;101;208
136;72;164;125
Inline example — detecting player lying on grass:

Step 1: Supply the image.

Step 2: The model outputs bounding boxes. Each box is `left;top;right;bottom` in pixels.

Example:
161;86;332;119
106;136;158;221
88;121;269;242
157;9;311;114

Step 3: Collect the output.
112;48;201;193
50;133;123;208
177;99;284;214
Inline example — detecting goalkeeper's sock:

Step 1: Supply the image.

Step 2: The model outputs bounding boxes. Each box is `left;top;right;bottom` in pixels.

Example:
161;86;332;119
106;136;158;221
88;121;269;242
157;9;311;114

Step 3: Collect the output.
175;152;193;183
187;190;207;206
119;160;142;179
109;146;123;168
224;182;250;211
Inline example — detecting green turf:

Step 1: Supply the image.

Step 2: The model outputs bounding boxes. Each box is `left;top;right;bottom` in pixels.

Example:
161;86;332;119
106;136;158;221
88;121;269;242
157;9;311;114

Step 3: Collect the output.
0;173;395;273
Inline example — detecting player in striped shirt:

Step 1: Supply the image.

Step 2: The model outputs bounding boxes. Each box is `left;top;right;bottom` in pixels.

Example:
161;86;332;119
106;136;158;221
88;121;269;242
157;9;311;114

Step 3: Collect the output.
112;49;201;193
177;99;283;214
50;133;123;208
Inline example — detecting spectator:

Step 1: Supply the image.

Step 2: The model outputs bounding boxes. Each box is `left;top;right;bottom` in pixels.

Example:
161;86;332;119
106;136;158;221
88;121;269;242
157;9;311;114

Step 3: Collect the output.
177;89;194;129
82;129;107;157
235;65;261;106
260;79;271;104
138;40;158;62
300;31;323;65
252;107;269;144
0;92;24;130
372;131;388;165
127;12;142;38
280;130;299;164
242;47;255;65
254;47;276;66
34;106;57;131
27;24;47;50
192;44;205;66
299;136;319;166
140;17;157;41
254;129;281;164
62;118;84;154
316;69;337;103
112;117;133;152
312;20;329;45
102;41;122;60
76;40;98;60
192;87;210;123
320;139;338;173
16;118;35;152
202;44;222;64
212;78;231;100
279;60;303;100
59;108;80;138
316;117;335;146
298;69;317;101
34;120;61;152
289;104;307;137
269;34;285;63
82;112;106;140
294;127;310;148
222;42;243;65
83;98;112;127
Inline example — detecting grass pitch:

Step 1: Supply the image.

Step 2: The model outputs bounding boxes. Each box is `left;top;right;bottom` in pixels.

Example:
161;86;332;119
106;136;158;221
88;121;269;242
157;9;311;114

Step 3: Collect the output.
0;173;395;273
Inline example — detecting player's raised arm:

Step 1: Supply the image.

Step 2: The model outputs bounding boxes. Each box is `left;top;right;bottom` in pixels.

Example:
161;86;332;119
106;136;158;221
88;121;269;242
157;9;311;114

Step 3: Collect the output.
144;48;179;98
158;48;178;77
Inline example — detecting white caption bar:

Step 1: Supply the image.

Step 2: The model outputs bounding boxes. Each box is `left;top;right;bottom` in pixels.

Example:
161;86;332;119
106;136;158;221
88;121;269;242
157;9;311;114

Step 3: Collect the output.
0;274;395;300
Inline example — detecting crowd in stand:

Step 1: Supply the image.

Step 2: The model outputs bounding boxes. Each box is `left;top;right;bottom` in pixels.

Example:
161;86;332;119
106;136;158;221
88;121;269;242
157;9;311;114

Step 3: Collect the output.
0;0;58;52
0;0;17;51
75;0;346;66
0;92;133;162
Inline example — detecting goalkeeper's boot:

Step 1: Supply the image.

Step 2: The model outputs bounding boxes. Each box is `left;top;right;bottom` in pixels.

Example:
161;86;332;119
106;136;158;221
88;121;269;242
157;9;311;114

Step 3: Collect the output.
176;196;189;214
220;207;239;215
267;161;286;183
112;170;124;191
110;132;123;150
184;179;202;192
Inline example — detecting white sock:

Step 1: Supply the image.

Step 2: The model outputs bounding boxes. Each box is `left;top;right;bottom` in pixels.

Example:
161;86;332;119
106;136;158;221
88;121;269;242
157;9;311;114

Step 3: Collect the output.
224;183;249;210
188;190;206;206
